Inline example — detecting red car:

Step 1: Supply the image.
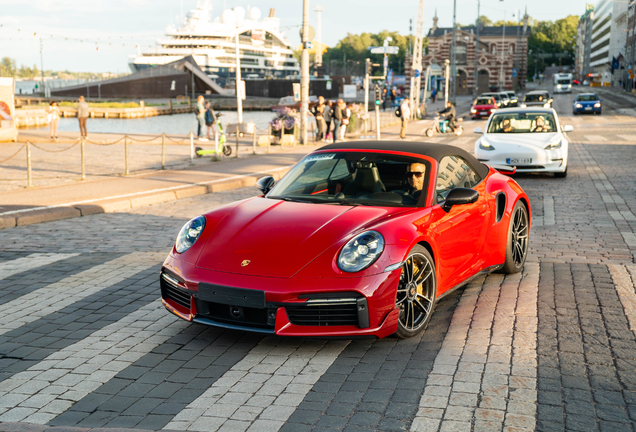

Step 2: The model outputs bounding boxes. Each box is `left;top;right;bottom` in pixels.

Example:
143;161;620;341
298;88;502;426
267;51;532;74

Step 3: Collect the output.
471;96;498;119
160;142;531;339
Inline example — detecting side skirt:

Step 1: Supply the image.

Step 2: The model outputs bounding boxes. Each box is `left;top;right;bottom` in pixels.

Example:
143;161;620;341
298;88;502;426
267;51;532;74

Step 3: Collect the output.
435;263;504;302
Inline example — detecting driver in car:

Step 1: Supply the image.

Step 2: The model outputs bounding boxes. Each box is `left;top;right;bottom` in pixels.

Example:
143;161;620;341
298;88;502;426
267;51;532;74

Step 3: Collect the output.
405;162;426;199
532;116;551;132
501;118;515;133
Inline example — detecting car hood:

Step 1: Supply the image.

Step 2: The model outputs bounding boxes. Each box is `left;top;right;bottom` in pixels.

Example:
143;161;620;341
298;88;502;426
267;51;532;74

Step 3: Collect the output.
484;132;559;148
196;197;391;278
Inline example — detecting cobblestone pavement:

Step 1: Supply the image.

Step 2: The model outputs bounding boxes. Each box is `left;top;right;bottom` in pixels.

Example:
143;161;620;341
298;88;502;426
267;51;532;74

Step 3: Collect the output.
1;104;636;431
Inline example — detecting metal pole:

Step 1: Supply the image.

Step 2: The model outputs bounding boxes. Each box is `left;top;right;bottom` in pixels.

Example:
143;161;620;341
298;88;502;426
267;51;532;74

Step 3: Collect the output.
364;59;370;114
444;59;450;105
161;133;166;169
124;136;129;175
235;27;244;125
190;131;194;164
473;0;480;96
450;0;457;104
375;103;381;140
81;137;85;180
422;66;430;116
214;128;219;158
252;129;257;155
500;9;506;90
300;0;310;145
314;6;323;70
26;142;33;188
39;39;45;97
235;126;240;158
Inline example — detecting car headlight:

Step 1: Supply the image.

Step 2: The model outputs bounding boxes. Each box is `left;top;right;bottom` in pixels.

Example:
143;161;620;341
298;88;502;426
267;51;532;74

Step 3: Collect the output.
543;103;551;108
471;109;477;113
175;215;206;253
594;102;601;108
575;103;582;108
545;139;562;150
479;139;495;151
557;84;561;88
337;231;384;273
520;104;527;108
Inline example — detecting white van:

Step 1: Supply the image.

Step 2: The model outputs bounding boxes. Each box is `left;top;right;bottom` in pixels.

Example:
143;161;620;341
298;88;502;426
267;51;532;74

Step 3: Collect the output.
553;73;573;94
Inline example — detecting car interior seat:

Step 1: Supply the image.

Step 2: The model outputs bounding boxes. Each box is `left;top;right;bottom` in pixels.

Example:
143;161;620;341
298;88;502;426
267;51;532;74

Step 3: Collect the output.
343;162;386;197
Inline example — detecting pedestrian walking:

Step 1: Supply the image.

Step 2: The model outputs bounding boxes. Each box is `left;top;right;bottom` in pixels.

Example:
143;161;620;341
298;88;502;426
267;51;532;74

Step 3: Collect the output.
324;100;333;142
431;87;437;103
399;99;410;139
390;88;397;107
48;101;60;140
204;101;216;139
333;99;345;143
77;96;89;137
196;95;208;141
338;101;351;141
311;96;327;141
382;88;388;111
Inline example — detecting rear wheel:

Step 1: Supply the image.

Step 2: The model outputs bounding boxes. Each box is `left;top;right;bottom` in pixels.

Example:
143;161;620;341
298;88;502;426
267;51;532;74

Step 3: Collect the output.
194;146;203;158
500;201;529;274
223;145;232;156
425;128;434;137
395;246;437;338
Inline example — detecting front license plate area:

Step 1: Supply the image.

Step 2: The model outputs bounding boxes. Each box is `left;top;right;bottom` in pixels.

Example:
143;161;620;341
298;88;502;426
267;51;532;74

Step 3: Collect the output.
585;107;592;110
197;283;266;309
507;158;532;165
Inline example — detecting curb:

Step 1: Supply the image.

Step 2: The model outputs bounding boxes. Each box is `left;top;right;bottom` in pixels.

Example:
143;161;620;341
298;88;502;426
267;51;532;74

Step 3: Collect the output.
0;167;291;231
0;421;183;432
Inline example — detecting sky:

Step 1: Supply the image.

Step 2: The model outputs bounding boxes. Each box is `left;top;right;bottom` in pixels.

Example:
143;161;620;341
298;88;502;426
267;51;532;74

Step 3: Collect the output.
0;0;591;74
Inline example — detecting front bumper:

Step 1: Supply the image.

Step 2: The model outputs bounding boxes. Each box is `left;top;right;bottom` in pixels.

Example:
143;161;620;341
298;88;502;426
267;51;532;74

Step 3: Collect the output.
476;147;568;173
160;255;401;338
573;106;601;114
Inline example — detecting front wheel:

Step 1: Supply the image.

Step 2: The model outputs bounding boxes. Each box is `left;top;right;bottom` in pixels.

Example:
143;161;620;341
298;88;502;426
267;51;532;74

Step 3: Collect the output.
394;246;437;339
554;166;567;178
223;145;232;156
500;201;529;274
425;128;434;137
194;146;203;158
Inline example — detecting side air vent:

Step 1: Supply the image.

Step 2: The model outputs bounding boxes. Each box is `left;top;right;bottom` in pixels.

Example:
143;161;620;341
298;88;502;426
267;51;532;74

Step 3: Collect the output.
496;192;506;223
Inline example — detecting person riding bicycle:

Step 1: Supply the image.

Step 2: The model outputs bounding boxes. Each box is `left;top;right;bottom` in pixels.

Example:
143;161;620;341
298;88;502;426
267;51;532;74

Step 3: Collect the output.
438;102;456;132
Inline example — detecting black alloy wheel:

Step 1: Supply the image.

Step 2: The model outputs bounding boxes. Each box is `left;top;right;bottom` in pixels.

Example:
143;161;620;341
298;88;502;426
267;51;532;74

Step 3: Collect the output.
395;245;437;338
501;201;529;274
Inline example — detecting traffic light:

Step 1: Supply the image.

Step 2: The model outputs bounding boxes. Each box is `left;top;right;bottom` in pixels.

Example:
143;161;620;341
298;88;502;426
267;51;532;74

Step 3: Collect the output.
366;59;373;76
374;85;381;105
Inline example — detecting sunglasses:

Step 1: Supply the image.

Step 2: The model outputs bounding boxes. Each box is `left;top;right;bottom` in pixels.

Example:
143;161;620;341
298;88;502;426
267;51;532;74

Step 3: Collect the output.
407;171;425;178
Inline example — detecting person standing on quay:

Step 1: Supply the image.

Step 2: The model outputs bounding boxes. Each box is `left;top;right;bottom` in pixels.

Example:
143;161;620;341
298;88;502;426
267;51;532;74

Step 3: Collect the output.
77;96;89;137
204;101;216;139
324;100;333;143
311;96;326;142
333;99;344;143
399;98;410;139
48;101;60;140
196;95;208;142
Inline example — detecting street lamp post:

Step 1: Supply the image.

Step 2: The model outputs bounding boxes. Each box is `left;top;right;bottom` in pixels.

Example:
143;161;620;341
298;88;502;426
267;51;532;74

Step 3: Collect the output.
300;0;309;145
473;0;480;96
450;0;457;104
499;0;505;91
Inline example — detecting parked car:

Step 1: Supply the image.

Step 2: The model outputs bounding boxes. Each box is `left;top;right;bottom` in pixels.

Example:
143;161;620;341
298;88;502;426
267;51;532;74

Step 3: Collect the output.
161;141;531;339
496;92;512;107
481;92;504;108
470;96;498;119
505;91;518;107
474;107;572;177
573;93;602;115
519;90;553;108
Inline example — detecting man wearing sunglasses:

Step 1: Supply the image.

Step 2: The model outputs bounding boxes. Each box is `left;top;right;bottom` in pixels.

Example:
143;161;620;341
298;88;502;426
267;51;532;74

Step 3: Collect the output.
405;162;426;199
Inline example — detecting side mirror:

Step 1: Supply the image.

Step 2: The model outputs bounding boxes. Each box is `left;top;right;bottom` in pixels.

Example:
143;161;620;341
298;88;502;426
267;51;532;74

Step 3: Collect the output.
473;127;482;134
256;176;275;195
563;125;574;132
442;188;479;212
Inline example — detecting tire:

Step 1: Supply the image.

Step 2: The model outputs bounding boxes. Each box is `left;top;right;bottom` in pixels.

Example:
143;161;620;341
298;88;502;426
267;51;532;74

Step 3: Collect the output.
195;146;203;158
223;145;232;156
425;128;434;138
554;166;567;178
455;126;463;136
394;245;437;339
500;201;529;274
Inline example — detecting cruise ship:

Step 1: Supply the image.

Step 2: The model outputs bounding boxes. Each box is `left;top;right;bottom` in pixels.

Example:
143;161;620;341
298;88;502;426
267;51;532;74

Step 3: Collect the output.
129;1;300;83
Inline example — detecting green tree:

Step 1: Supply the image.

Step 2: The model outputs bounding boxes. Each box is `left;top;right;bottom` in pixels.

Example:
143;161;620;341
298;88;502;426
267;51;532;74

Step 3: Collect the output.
0;57;16;77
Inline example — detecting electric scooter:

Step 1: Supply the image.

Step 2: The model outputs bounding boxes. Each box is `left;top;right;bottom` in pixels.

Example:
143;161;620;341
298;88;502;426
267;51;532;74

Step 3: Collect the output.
195;113;232;157
424;115;463;137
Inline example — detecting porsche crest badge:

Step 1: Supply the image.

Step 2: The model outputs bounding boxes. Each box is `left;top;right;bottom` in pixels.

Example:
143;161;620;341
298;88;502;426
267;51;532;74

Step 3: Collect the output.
241;260;251;267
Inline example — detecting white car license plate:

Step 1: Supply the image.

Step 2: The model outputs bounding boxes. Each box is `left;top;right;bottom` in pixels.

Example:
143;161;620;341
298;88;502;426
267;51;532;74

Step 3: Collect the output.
585;107;592;110
480;111;487;115
507;158;532;165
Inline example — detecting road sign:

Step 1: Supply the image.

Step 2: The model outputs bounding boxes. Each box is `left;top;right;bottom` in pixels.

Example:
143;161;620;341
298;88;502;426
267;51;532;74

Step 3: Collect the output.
299;26;316;41
304;41;313;50
512;68;517;78
293;83;301;101
414;70;420;78
369;46;399;55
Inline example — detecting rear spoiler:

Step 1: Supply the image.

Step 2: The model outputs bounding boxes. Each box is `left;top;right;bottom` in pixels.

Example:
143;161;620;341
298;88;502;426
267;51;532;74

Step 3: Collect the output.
489;165;517;175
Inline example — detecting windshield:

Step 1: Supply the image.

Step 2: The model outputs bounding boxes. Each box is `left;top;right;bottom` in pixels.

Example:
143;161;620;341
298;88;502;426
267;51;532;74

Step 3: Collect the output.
487;112;557;134
475;98;494;105
557;79;571;84
267;152;432;207
507;92;516;98
577;94;599;101
483;94;501;100
523;93;548;102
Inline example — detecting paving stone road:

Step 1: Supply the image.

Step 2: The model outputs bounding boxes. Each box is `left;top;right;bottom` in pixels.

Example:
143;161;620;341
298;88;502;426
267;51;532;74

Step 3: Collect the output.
1;90;636;431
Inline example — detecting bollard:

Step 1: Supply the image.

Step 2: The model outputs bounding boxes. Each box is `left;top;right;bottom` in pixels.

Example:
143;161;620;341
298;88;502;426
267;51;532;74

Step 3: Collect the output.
190;131;194;164
252;130;257;155
235;126;239;158
26;142;33;188
80;137;86;180
161;133;166;169
214;128;219;162
169;99;173;115
267;125;271;153
124;136;129;175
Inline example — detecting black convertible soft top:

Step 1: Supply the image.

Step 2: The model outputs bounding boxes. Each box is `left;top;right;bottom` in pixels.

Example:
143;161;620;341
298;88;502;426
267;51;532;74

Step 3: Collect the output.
319;141;490;179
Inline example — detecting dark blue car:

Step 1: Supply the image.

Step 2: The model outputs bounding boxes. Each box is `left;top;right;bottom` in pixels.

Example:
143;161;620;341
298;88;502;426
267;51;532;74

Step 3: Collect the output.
573;93;602;115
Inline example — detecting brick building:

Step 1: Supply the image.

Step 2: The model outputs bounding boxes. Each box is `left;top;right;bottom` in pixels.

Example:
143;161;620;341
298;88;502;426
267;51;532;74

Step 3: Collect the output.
417;14;530;95
626;0;636;90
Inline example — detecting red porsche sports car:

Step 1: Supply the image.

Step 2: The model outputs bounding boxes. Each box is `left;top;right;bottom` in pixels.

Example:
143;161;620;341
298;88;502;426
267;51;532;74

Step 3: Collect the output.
160;142;531;339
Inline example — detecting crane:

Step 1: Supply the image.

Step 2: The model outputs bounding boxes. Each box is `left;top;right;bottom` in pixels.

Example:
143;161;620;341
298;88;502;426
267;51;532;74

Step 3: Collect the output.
410;0;426;119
